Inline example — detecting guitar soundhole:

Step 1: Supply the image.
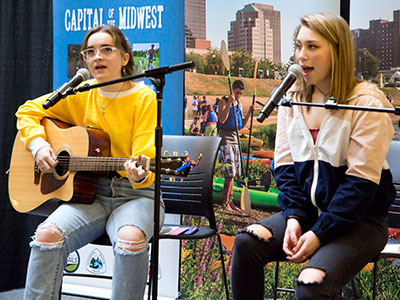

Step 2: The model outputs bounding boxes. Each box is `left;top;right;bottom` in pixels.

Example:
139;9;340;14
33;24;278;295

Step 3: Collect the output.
55;150;70;177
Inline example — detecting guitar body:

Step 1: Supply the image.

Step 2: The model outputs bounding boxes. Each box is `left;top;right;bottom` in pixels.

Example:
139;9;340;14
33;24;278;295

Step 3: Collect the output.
9;118;110;213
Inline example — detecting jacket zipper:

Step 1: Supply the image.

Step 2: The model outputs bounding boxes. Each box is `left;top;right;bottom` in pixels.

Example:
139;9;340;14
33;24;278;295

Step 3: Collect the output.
310;144;321;215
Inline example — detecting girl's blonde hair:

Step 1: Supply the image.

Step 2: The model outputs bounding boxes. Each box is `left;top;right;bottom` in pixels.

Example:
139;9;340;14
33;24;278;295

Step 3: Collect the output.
293;13;356;104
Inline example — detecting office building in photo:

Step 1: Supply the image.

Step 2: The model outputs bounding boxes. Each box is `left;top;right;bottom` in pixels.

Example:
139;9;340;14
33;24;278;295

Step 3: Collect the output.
352;10;400;75
228;3;281;63
185;0;210;49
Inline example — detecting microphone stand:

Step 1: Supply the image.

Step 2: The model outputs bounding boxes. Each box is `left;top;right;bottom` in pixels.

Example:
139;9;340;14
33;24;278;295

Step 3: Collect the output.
148;75;164;300
280;97;400;115
69;61;195;300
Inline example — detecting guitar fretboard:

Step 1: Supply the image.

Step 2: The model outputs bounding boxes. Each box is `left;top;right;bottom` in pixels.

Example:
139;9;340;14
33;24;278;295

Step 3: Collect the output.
61;157;154;172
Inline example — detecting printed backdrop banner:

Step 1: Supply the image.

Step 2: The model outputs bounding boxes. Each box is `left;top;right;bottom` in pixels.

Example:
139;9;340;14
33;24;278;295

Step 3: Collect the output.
53;1;184;299
53;0;185;134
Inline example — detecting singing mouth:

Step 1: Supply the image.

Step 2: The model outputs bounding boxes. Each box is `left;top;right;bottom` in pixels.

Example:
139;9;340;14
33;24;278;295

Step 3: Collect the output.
95;65;107;71
301;65;314;76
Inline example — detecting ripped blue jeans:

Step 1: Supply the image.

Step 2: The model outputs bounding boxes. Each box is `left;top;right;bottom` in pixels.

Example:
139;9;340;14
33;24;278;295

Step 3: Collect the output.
231;212;388;300
24;176;165;300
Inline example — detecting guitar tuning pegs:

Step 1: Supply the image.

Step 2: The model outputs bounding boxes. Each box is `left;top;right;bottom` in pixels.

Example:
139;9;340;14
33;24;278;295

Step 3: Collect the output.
182;151;188;156
169;177;175;182
173;151;178;157
163;150;169;156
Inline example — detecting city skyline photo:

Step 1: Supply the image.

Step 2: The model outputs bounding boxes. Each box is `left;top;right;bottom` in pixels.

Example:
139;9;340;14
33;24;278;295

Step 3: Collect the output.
205;0;399;63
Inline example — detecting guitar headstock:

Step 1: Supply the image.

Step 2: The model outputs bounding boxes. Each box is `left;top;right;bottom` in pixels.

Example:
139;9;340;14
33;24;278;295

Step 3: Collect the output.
161;150;202;177
141;151;200;177
136;152;202;177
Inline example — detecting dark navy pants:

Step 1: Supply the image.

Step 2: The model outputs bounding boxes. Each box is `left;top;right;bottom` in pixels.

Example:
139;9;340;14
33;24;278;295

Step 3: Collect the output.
231;212;388;300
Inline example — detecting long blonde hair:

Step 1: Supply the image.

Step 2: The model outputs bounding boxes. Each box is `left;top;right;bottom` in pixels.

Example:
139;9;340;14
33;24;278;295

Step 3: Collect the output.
293;13;356;104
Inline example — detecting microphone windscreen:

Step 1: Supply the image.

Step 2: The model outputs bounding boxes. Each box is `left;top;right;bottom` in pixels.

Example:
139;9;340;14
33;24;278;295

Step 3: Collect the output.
288;64;302;80
76;68;90;81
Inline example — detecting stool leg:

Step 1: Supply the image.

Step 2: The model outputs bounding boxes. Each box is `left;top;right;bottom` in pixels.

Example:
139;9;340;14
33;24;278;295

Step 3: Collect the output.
217;234;230;300
372;260;378;300
273;262;279;300
147;258;153;300
350;279;358;300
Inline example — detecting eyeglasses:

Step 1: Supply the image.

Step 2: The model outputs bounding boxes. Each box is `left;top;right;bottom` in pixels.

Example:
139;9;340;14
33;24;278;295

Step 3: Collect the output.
81;46;119;61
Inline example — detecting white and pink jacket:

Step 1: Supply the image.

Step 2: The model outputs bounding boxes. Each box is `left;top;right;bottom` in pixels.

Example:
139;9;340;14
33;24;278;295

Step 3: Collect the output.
273;81;396;244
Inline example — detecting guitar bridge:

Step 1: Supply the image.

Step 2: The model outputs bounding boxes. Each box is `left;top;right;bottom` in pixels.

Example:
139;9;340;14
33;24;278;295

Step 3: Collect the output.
34;163;41;184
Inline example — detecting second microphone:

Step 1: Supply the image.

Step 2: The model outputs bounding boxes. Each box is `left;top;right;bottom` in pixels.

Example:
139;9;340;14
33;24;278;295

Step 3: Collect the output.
257;64;303;123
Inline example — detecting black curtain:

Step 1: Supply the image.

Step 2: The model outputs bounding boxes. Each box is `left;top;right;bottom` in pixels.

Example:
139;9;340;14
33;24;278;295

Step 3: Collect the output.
0;0;52;291
341;0;350;24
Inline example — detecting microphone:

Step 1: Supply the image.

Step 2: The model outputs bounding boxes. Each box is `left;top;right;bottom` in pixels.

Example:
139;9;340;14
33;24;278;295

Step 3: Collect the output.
257;64;303;123
43;68;90;109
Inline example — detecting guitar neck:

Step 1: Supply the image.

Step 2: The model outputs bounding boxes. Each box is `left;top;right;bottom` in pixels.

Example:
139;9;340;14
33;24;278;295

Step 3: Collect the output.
66;156;154;172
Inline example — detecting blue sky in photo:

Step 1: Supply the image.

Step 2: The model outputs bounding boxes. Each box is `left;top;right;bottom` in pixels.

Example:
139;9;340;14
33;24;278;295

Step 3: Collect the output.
206;0;399;63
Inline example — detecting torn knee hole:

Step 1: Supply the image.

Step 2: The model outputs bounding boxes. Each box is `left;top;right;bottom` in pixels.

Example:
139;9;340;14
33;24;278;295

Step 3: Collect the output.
117;238;146;252
117;226;146;252
298;267;326;284
33;224;64;247
242;224;273;241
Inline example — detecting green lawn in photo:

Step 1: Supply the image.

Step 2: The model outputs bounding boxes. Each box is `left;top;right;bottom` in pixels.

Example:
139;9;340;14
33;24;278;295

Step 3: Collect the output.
133;54;159;74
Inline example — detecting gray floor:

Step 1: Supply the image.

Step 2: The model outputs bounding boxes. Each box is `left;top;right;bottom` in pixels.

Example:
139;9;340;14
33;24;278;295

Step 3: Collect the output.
0;288;96;299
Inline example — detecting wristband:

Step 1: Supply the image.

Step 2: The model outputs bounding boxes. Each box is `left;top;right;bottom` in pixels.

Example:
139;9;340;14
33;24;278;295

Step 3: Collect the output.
28;137;50;159
131;173;148;185
287;215;300;221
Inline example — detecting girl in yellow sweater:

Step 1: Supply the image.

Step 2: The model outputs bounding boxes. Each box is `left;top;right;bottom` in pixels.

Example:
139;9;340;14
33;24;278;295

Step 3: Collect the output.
17;25;163;300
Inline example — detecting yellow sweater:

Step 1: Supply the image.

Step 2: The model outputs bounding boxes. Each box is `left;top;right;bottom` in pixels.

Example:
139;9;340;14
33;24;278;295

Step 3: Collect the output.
16;80;156;189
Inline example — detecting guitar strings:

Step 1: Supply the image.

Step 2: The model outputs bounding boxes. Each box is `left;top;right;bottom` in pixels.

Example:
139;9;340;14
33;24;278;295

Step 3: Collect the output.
52;157;184;167
54;157;156;166
54;157;185;162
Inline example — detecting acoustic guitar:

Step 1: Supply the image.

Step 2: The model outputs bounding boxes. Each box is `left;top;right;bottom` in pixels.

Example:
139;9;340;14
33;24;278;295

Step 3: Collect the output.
9;118;196;214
